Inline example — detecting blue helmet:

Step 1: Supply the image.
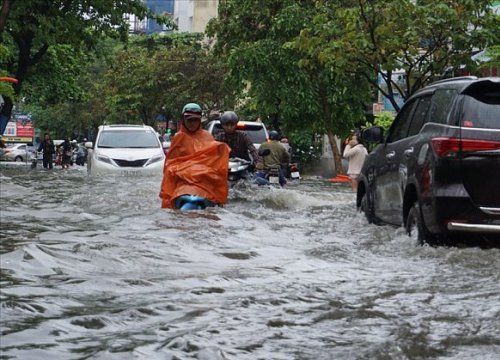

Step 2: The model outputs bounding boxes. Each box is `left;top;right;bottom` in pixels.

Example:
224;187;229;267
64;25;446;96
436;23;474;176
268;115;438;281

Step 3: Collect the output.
268;130;279;140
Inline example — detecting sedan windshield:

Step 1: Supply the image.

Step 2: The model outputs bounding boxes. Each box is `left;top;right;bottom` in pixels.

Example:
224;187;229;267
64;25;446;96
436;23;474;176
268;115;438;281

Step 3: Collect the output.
98;130;160;148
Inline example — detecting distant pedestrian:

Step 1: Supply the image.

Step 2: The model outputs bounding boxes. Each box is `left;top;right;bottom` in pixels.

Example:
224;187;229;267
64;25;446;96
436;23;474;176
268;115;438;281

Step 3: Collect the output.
37;133;55;169
58;137;73;169
343;134;368;192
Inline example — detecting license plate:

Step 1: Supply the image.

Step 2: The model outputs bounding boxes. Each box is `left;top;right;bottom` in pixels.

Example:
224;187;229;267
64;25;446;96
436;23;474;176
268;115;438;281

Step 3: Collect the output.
121;170;140;176
291;171;300;179
269;176;280;184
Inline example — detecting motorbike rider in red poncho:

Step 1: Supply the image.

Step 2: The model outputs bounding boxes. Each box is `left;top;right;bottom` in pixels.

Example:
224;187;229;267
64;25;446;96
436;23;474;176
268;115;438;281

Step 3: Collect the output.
159;103;230;209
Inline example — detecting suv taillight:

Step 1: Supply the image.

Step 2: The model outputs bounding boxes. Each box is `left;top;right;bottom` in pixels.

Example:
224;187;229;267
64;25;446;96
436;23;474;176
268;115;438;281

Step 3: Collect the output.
431;138;500;158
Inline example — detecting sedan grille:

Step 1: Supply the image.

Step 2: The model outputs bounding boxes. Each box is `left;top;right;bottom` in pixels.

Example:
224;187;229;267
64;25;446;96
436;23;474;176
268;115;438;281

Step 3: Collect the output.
113;158;148;167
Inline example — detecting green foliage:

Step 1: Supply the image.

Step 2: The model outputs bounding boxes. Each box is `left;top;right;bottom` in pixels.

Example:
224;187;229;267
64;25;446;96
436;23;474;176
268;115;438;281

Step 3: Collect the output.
287;129;322;167
369;111;394;132
478;45;500;72
1;0;165;130
0;44;16;101
99;40;236;126
295;0;499;112
208;0;371;139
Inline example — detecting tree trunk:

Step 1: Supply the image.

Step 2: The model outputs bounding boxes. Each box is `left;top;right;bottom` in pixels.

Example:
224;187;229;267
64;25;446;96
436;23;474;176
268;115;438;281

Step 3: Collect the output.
0;0;13;36
327;130;344;176
318;84;344;176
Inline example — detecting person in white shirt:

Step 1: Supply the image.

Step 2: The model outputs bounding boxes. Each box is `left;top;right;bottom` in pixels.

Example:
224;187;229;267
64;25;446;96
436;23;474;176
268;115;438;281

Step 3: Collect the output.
343;134;368;192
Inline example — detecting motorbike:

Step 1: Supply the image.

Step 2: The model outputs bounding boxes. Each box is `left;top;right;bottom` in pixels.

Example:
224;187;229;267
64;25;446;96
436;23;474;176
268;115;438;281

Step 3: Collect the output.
255;148;288;187
286;163;301;180
228;157;254;188
174;195;216;210
74;145;88;166
30;151;39;169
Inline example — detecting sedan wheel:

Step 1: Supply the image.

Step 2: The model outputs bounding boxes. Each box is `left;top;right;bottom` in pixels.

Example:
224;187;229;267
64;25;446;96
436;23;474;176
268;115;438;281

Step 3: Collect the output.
14;156;23;162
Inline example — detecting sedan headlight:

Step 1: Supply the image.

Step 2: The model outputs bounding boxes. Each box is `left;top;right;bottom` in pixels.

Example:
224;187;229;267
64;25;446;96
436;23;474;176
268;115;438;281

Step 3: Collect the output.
145;155;164;166
96;155;115;165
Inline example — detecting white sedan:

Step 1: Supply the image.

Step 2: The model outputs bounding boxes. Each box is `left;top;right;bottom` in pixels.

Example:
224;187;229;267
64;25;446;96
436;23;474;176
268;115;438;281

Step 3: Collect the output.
86;124;166;176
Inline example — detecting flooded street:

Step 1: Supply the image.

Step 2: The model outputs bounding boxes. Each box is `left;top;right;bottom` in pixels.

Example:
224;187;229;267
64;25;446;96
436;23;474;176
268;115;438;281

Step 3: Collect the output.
1;164;499;360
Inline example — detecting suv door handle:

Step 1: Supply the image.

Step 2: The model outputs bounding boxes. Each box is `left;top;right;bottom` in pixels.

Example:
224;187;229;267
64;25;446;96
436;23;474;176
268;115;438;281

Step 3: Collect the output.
404;147;414;158
386;151;395;160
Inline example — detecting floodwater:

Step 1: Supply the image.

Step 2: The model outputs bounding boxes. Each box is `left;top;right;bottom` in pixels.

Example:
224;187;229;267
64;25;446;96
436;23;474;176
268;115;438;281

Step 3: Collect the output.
0;164;499;360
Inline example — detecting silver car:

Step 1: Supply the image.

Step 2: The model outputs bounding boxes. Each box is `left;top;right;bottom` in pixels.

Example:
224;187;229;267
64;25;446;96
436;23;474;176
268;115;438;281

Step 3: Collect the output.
0;143;35;162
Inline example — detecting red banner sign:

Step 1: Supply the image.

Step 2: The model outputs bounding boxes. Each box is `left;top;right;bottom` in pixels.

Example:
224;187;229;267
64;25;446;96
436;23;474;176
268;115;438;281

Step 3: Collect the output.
16;121;35;137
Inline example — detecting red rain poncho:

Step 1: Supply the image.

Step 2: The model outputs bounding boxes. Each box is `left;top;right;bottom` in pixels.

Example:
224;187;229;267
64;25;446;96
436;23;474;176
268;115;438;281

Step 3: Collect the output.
159;127;230;209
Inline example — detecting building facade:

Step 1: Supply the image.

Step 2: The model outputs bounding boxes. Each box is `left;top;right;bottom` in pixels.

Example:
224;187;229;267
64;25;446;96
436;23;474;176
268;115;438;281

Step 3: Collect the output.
174;0;218;33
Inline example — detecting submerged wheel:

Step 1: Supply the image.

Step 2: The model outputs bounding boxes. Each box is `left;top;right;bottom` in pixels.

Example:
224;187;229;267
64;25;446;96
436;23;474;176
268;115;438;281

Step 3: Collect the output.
406;202;426;245
359;192;374;224
15;156;23;162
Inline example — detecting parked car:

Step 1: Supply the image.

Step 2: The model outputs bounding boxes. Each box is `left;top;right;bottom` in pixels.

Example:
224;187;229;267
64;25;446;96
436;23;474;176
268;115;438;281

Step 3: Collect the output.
0;143;35;162
86;124;166;176
357;76;500;244
204;120;269;149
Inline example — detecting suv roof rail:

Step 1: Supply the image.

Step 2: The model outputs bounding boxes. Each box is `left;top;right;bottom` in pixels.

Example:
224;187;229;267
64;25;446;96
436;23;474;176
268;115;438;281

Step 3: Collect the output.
430;76;478;86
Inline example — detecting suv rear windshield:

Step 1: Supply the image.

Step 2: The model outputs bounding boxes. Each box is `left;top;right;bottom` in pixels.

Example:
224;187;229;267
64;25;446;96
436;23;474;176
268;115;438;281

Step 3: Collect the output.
98;130;160;148
460;81;500;129
213;123;268;144
460;94;500;129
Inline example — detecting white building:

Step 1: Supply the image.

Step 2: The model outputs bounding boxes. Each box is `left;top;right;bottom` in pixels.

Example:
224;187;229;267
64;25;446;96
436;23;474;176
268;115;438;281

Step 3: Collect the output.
174;0;218;33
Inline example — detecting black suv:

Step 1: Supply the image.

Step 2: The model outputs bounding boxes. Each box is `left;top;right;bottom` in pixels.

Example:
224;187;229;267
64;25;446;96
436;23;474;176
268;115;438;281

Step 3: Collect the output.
357;76;500;243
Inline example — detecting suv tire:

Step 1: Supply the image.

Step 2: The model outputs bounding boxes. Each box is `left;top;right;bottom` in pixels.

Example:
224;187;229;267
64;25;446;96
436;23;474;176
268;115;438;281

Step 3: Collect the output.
360;192;374;224
406;202;427;245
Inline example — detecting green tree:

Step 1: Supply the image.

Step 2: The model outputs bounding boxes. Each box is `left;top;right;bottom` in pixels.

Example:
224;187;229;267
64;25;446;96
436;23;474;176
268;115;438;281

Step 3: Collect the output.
208;0;371;174
99;36;236;128
297;0;499;112
0;0;174;133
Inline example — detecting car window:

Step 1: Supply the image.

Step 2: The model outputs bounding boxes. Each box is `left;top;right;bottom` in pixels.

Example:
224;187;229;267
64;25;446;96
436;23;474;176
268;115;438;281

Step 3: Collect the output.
212;123;267;144
98;130;160;148
460;92;500;129
407;96;432;137
387;99;417;143
428;89;457;125
238;124;267;144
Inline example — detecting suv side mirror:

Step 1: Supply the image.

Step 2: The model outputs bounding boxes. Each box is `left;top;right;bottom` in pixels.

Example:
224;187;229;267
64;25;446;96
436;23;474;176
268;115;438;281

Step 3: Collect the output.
360;126;384;143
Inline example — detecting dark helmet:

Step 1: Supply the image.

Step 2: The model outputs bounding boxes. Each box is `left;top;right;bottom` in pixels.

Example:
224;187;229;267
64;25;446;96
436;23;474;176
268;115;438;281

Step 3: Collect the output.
268;130;279;140
220;111;238;125
182;103;202;115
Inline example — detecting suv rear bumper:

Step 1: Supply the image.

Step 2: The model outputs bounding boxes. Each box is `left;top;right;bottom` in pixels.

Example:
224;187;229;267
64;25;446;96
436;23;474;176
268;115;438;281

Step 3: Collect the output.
447;222;500;234
426;196;500;236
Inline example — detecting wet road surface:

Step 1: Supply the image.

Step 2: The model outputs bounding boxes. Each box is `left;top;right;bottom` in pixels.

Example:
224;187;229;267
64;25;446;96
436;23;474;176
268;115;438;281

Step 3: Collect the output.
1;164;499;359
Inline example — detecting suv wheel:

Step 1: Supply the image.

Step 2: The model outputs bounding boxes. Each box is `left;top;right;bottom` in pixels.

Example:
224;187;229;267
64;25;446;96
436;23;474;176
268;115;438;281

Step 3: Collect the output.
360;192;374;224
406;202;426;245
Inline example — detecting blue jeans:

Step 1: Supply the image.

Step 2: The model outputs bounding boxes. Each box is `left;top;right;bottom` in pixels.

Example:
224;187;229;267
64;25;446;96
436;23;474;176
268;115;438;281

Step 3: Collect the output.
255;169;287;187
